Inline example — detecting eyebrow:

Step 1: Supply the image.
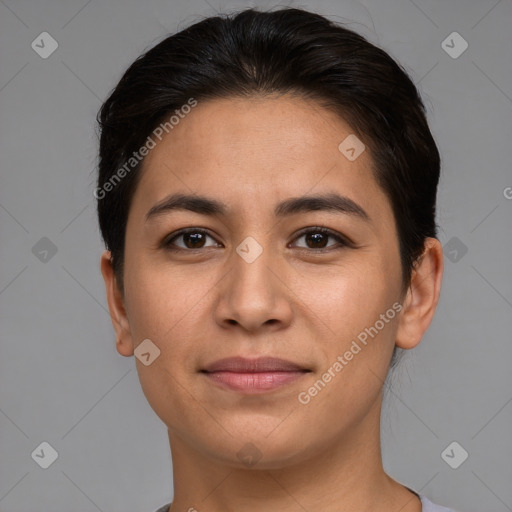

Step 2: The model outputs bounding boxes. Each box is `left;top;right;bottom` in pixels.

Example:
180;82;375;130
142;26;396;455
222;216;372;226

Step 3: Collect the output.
145;192;371;223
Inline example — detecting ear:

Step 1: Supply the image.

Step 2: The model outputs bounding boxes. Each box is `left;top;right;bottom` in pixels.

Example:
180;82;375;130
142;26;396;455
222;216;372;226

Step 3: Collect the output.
395;237;444;350
100;250;134;357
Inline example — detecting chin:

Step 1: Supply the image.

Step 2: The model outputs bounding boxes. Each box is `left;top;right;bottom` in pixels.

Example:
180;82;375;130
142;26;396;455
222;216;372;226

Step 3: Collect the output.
207;430;316;471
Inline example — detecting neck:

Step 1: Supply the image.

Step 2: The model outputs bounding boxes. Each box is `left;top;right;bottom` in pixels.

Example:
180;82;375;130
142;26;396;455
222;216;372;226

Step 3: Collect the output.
167;392;421;512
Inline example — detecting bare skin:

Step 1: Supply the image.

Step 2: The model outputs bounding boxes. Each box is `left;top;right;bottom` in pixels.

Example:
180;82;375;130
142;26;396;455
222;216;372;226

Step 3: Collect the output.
101;94;443;512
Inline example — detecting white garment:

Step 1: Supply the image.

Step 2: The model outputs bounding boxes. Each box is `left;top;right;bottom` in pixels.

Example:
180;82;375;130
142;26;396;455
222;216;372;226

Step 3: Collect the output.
420;494;457;512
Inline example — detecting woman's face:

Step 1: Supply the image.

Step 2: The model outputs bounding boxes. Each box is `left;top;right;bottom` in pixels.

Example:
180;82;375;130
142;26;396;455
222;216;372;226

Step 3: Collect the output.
108;94;412;468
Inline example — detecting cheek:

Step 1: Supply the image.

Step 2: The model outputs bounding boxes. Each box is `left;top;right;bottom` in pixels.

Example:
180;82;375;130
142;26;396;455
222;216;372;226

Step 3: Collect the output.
123;256;216;345
292;259;388;330
295;258;399;372
295;268;398;414
122;261;211;423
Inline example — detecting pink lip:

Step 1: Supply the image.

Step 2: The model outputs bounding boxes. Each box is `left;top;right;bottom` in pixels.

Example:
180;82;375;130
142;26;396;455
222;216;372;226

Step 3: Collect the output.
201;357;310;393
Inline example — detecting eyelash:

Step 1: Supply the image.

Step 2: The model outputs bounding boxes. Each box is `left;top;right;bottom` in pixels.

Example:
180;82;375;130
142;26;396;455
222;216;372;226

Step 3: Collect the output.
161;226;353;253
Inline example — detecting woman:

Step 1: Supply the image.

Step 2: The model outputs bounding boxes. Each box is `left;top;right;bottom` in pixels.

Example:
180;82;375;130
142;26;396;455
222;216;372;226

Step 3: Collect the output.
96;6;452;512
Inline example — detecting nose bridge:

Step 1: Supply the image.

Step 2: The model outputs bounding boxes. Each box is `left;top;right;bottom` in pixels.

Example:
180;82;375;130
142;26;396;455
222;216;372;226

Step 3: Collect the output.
214;229;290;331
231;232;275;295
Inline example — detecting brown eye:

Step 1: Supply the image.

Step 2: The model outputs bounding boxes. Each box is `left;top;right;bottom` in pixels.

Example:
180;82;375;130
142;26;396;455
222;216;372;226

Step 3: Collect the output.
291;227;350;251
162;226;351;253
163;229;220;251
303;232;330;249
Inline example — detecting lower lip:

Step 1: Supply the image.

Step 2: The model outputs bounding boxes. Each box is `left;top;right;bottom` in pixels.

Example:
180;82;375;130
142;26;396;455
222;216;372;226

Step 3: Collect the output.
203;371;308;393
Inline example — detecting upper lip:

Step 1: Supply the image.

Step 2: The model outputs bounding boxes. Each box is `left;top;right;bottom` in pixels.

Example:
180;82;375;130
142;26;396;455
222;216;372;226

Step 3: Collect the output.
201;356;310;373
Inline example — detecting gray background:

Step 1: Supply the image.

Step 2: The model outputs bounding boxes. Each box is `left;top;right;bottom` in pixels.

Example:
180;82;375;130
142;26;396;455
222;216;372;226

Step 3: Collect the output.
0;0;511;511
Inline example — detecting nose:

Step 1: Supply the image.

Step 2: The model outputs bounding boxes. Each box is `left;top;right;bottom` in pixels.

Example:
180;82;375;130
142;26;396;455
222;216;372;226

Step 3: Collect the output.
213;239;293;333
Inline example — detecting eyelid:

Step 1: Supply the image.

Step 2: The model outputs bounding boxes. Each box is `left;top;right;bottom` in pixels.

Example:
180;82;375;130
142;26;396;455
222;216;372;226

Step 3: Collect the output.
161;228;219;250
290;226;354;248
161;226;353;251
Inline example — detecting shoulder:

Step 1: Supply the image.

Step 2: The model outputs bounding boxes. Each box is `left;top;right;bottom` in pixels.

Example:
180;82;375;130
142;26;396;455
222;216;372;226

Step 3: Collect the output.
419;494;458;512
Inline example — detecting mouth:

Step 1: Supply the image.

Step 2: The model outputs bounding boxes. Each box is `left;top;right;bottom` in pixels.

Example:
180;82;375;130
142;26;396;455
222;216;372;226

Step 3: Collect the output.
200;356;312;394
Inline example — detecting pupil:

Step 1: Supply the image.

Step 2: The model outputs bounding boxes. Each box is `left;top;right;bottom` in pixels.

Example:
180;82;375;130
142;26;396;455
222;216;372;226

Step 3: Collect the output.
185;233;204;248
307;233;327;248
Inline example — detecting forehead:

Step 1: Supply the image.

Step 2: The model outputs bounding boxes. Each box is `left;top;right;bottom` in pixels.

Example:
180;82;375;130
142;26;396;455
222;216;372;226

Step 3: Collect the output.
130;94;392;227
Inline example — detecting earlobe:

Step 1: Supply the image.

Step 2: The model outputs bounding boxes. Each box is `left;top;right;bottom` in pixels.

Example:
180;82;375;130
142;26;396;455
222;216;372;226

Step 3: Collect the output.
395;238;444;350
100;250;134;357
